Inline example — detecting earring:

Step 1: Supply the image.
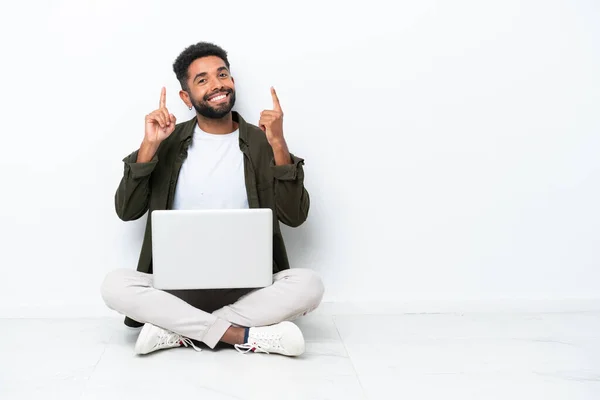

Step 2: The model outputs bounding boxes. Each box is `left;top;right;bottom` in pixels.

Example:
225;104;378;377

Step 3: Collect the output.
189;106;192;110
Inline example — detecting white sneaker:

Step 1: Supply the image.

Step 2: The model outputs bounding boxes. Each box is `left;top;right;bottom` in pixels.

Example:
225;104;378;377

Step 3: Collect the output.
234;321;305;356
134;323;201;355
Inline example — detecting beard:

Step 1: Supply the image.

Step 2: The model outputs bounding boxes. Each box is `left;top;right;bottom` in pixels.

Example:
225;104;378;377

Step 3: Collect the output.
191;88;236;119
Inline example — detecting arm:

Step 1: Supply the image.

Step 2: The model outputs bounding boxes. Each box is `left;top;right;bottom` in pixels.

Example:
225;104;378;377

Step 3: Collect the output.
115;87;176;221
259;88;309;227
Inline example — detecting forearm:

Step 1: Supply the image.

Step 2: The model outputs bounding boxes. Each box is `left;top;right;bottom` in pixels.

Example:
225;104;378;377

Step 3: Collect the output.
115;149;157;221
136;140;160;163
271;153;309;227
115;175;151;221
270;140;292;166
275;183;310;227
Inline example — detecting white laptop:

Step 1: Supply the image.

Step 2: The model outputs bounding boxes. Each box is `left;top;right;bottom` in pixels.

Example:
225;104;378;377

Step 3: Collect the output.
151;209;273;290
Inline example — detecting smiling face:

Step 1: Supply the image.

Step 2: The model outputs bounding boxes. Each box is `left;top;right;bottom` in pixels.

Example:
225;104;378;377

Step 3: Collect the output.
181;55;236;119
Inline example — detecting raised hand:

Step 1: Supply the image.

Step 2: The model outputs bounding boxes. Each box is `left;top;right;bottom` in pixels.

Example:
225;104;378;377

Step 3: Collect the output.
259;87;285;146
144;87;177;145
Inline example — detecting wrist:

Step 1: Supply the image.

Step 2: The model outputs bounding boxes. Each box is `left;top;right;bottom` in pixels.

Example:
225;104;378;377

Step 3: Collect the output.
141;138;161;149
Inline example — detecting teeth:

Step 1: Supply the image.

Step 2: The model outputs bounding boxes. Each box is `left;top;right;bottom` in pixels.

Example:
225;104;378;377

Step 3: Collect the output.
210;94;226;101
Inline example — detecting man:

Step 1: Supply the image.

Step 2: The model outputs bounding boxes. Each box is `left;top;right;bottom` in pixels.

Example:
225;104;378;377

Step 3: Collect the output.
101;42;324;357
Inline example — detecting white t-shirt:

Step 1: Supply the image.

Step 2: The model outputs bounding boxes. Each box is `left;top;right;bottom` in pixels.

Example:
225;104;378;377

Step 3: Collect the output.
172;125;249;210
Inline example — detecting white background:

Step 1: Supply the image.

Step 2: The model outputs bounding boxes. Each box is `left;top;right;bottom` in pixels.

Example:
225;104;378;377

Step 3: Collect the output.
0;0;598;316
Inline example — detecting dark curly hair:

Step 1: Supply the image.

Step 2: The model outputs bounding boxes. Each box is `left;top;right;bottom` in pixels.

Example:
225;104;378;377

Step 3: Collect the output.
173;42;230;91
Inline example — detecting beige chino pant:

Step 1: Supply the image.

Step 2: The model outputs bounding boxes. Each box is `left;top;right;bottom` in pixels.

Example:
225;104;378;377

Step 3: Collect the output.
101;268;325;348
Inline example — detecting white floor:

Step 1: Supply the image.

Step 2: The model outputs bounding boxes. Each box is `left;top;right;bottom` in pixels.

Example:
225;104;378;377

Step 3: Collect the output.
1;311;599;400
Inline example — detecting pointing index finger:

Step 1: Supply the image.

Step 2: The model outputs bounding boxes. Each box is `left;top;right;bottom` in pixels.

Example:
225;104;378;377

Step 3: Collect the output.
271;87;282;111
159;87;166;109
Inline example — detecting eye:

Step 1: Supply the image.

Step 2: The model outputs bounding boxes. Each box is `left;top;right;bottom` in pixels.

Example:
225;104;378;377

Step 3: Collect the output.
197;79;206;84
220;73;228;78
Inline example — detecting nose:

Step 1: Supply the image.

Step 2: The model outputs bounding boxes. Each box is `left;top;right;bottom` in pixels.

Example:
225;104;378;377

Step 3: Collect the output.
207;76;224;93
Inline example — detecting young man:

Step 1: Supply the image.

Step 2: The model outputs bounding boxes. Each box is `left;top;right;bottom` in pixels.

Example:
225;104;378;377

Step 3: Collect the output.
101;42;324;357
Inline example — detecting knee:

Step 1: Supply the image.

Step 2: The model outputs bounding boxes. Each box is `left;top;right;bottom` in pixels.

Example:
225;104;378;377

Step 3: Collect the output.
292;268;325;308
100;268;136;309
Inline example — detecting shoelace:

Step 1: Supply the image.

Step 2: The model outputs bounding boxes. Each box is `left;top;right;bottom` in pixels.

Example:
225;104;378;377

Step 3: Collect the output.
234;331;283;354
234;343;263;354
156;332;202;352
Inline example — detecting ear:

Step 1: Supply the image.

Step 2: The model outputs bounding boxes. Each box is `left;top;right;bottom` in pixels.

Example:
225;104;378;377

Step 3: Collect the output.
231;76;235;85
179;90;191;108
